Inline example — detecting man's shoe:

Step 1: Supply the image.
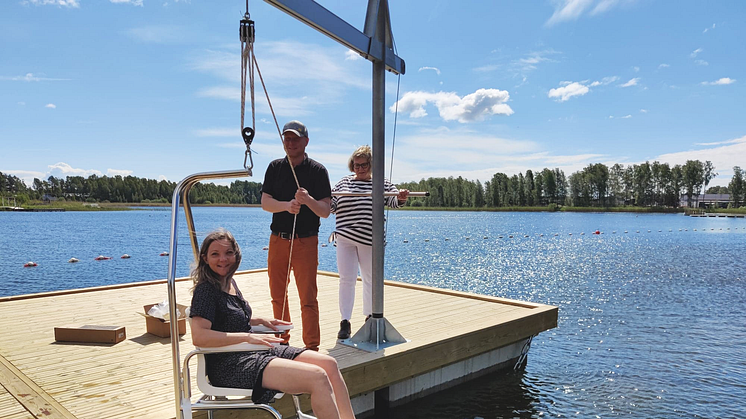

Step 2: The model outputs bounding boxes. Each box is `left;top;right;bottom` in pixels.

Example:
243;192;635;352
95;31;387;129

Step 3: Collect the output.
337;319;351;339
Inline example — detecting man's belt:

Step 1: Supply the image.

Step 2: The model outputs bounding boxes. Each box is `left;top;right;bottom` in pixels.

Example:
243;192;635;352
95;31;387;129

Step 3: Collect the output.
271;231;318;239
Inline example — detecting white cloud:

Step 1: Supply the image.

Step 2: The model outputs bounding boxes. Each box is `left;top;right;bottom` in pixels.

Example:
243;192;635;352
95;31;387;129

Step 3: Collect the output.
546;0;633;26
391;89;514;123
1;170;46;186
690;47;703;58
695;59;708;66
158;175;169;181
475;49;561;74
590;0;626;14
514;49;562;73
344;50;362;61
589;76;618;87
546;0;595;26
418;66;441;76
45;103;56;109
191;41;368;89
620;114;632;119
111;0;144;6
655;135;746;185
1;73;70;82
640;109;647;113
388;127;563;182
548;81;589;102
4;165;138;186
620;77;640;87
658;63;670;69
703;23;716;34
107;169;134;176
47;162;102;178
695;137;744;146
190;41;369;116
21;0;79;7
545;153;605;165
633;66;640;72
701;77;736;86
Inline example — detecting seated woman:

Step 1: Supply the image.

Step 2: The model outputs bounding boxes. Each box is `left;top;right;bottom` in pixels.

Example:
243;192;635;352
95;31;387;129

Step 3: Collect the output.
189;229;355;419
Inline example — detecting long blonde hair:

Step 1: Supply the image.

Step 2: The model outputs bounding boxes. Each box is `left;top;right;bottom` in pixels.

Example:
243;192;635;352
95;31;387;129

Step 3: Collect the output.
191;229;242;291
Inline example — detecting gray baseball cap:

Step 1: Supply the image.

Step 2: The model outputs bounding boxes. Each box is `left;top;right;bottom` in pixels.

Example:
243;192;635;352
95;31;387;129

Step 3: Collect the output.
282;120;309;138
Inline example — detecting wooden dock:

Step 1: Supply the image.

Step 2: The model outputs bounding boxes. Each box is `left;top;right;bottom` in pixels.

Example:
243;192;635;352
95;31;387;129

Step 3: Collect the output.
0;270;557;419
687;212;745;218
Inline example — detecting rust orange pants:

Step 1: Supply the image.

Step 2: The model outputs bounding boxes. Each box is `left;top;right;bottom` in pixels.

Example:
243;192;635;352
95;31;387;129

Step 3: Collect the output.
267;234;320;350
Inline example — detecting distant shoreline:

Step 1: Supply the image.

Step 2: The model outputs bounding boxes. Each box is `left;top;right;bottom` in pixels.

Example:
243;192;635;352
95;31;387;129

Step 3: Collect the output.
6;201;745;215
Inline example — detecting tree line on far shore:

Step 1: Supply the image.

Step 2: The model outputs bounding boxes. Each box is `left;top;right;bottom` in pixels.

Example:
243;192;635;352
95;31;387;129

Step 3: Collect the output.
0;172;263;206
400;160;744;209
1;159;744;208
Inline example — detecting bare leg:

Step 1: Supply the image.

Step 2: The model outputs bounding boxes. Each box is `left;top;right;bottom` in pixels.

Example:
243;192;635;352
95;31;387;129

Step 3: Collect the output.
262;358;340;419
294;351;355;419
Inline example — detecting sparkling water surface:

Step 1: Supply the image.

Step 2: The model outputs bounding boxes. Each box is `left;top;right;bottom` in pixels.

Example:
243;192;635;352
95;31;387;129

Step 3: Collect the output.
1;209;744;418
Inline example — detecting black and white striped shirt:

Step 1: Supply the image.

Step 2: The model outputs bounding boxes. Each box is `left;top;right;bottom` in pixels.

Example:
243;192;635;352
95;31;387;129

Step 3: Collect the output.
331;175;400;246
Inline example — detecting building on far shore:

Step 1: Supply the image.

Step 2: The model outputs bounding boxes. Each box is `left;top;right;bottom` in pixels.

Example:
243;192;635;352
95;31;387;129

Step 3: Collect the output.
679;194;730;208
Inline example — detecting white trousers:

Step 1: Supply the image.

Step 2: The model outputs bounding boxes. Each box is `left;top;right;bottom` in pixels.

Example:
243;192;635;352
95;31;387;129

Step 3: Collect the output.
336;234;373;320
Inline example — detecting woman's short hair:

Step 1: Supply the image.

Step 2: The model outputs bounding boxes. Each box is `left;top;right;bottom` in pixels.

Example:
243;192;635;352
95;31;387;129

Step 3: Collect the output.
348;145;372;172
191;229;242;290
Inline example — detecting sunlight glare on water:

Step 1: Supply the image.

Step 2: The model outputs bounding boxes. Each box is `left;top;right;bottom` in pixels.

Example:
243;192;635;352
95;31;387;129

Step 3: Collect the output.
1;209;745;418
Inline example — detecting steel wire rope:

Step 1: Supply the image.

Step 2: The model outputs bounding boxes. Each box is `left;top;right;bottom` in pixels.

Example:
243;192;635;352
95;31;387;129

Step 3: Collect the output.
250;52;301;324
239;2;300;328
384;35;403;244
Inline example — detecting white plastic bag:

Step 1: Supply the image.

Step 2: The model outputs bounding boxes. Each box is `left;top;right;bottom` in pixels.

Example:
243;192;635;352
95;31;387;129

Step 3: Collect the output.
147;299;181;320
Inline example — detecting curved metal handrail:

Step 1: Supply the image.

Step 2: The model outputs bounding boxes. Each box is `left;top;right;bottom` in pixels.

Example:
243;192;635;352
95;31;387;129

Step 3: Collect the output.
165;168;251;418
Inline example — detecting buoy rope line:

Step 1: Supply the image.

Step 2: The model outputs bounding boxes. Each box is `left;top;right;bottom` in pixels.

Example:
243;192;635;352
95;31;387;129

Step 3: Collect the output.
16;227;743;267
239;6;300;323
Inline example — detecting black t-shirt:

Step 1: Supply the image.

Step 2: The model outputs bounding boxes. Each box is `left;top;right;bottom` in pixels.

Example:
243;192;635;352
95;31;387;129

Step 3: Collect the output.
261;154;331;234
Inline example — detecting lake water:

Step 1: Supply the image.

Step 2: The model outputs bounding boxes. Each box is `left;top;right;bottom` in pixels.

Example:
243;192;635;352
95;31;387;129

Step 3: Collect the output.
1;209;745;418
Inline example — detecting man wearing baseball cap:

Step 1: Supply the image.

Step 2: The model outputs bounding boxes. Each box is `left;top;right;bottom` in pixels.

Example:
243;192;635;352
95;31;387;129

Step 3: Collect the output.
261;120;331;351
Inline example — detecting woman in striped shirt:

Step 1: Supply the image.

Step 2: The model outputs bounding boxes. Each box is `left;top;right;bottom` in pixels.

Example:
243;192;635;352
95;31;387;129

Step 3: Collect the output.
330;145;409;339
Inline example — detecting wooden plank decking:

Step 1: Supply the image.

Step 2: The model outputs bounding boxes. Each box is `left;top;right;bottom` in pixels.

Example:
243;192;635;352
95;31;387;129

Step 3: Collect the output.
0;270;557;419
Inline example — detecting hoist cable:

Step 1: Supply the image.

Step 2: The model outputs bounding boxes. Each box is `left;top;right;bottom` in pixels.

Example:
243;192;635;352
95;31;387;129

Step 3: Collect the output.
249;52;300;322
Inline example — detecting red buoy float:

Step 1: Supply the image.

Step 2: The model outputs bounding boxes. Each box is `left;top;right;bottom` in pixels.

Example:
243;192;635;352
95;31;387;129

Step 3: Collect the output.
594;230;601;235
23;261;38;267
160;252;169;256
121;254;131;259
94;255;112;261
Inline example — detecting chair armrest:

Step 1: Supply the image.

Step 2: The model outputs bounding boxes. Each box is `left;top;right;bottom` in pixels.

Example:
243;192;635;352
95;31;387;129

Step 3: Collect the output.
195;342;273;352
250;324;294;334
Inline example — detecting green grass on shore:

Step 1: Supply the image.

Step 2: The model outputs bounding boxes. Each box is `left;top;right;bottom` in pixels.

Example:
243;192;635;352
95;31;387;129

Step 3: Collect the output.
561;206;682;213
22;201;127;211
18;200;743;214
400;205;684;213
704;207;746;214
17;201;264;211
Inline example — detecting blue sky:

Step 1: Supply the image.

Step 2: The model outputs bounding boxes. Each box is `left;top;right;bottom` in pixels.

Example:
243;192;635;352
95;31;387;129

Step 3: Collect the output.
1;0;744;189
